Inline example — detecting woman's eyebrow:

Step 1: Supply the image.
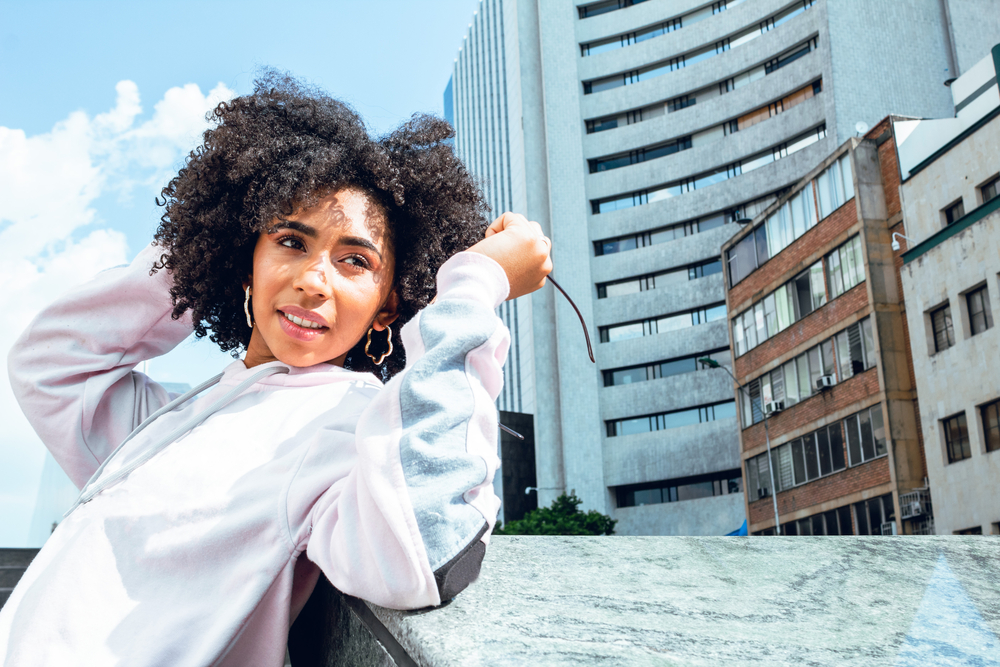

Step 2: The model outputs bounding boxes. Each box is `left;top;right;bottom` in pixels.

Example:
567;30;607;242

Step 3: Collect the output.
270;219;317;237
341;236;383;261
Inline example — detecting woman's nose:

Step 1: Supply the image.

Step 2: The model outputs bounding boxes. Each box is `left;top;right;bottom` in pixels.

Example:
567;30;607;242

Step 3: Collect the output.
292;256;334;297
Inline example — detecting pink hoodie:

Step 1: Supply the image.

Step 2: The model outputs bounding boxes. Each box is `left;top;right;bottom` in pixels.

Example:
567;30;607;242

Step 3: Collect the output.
2;243;509;666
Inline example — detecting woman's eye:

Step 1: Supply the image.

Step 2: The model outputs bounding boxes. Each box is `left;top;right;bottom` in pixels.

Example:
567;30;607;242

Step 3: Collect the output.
277;236;305;250
343;255;371;270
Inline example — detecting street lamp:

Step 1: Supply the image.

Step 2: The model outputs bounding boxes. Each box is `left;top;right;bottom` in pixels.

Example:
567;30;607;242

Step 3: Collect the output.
698;357;781;535
891;232;915;251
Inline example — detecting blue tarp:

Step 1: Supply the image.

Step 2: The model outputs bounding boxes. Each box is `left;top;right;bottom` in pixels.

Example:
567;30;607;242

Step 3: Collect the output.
726;520;748;536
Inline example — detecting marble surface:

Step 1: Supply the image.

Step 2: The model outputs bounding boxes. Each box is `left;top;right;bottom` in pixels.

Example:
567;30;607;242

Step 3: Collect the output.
362;536;1000;666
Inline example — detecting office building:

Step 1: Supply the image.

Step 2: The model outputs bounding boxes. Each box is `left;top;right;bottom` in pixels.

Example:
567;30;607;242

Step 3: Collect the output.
446;0;997;534
896;46;1000;536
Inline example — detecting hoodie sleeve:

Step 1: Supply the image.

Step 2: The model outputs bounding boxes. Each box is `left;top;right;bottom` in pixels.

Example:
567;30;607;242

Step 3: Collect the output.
304;251;510;610
7;243;193;489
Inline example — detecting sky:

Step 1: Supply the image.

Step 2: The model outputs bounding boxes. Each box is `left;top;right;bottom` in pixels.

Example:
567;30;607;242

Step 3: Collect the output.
0;0;480;546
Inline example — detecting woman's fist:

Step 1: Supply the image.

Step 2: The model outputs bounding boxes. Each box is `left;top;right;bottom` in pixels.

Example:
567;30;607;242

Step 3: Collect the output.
467;212;552;300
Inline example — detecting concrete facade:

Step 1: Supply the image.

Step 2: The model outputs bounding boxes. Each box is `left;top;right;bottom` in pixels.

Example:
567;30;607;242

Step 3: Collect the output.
897;47;1000;536
446;0;999;535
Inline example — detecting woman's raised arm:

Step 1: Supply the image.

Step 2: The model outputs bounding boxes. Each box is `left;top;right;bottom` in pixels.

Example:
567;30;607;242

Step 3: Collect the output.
7;243;194;488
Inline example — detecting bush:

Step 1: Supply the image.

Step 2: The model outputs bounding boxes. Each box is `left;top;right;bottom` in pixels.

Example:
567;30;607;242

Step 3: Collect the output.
494;493;616;536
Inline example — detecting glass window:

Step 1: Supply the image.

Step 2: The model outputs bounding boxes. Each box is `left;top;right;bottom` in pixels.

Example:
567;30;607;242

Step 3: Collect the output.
803;433;820;480
981;175;999;204
807;347;822;394
794;270;813;319
931;304;955;352
611;367;646;385
747;458;760;501
861;317;876;370
981;399;1000;453
827;248;845;297
763;294;777;338
660;357;696;378
783;359;799;405
944;199;965;226
967;285;993;335
605;279;642;297
846;414;861;465
775;285;793;331
777;444;793;490
810;262;827;311
754;303;767;344
829;423;845;470
835;328;852;381
744;310;758;349
821;339;835;377
859;409;875;461
838;505;853;535
797;351;811;399
791;438;806;485
871;405;887;457
943;412;971;463
817;428;832;476
733;317;745;357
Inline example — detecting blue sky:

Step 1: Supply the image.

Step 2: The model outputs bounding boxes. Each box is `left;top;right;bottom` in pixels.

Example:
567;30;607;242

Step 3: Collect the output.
0;0;479;546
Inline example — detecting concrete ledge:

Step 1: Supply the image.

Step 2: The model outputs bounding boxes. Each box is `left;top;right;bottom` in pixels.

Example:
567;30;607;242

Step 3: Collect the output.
301;536;1000;666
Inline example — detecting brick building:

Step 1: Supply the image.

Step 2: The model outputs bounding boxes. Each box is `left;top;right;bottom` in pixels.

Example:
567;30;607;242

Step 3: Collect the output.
721;119;928;535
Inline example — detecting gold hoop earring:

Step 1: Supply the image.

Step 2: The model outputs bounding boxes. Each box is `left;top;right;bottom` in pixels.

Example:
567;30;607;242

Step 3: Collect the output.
365;325;393;365
244;286;253;329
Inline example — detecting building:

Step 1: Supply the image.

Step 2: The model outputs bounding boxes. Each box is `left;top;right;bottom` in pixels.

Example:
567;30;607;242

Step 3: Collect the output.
721;119;935;535
895;46;1000;536
446;0;998;535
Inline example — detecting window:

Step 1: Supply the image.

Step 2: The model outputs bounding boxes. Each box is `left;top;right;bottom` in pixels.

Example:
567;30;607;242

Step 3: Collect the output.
592;126;825;215
816;154;855;219
931;304;955;352
745;421;846;499
578;0;651;20
833;318;875;381
782;506;853;535
967;285;993;335
845;404;887;465
600;303;726;342
602;348;728;386
955;526;983;535
982;399;1000;453
589;136;692;173
582;3;812;94
733;261;827;356
606;401;736;437
981;175;1000;204
944;199;966;226
597;258;720;298
594;212;733;256
852;493;895;535
826;235;866;298
943;412;971;463
615;469;742;508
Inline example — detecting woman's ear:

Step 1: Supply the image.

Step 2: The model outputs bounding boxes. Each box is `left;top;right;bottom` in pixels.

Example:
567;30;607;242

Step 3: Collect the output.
372;289;400;331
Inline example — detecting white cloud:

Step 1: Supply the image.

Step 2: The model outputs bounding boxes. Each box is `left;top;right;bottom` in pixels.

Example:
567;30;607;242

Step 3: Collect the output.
0;79;235;547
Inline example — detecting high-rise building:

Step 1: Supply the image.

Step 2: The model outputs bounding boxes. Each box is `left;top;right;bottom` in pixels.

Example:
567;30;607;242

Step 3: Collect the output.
446;0;998;535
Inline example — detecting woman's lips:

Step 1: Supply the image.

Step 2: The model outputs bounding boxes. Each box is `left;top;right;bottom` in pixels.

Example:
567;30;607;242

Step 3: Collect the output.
277;309;328;342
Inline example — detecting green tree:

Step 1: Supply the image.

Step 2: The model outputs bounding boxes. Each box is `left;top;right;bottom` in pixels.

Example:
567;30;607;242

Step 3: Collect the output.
494;493;616;536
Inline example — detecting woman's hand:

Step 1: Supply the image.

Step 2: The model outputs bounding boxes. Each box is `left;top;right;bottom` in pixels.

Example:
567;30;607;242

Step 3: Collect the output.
467;212;552;300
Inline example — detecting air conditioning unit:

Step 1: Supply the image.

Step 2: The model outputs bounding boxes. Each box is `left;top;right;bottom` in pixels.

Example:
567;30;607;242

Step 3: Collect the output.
899;489;932;520
764;400;785;415
880;521;898;536
907;500;925;518
815;375;835;390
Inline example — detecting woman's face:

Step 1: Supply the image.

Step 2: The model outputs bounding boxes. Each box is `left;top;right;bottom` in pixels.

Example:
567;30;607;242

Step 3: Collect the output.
243;187;398;369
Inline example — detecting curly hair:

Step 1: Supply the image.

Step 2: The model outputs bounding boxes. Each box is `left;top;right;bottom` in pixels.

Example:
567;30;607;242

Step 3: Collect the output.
153;71;490;379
